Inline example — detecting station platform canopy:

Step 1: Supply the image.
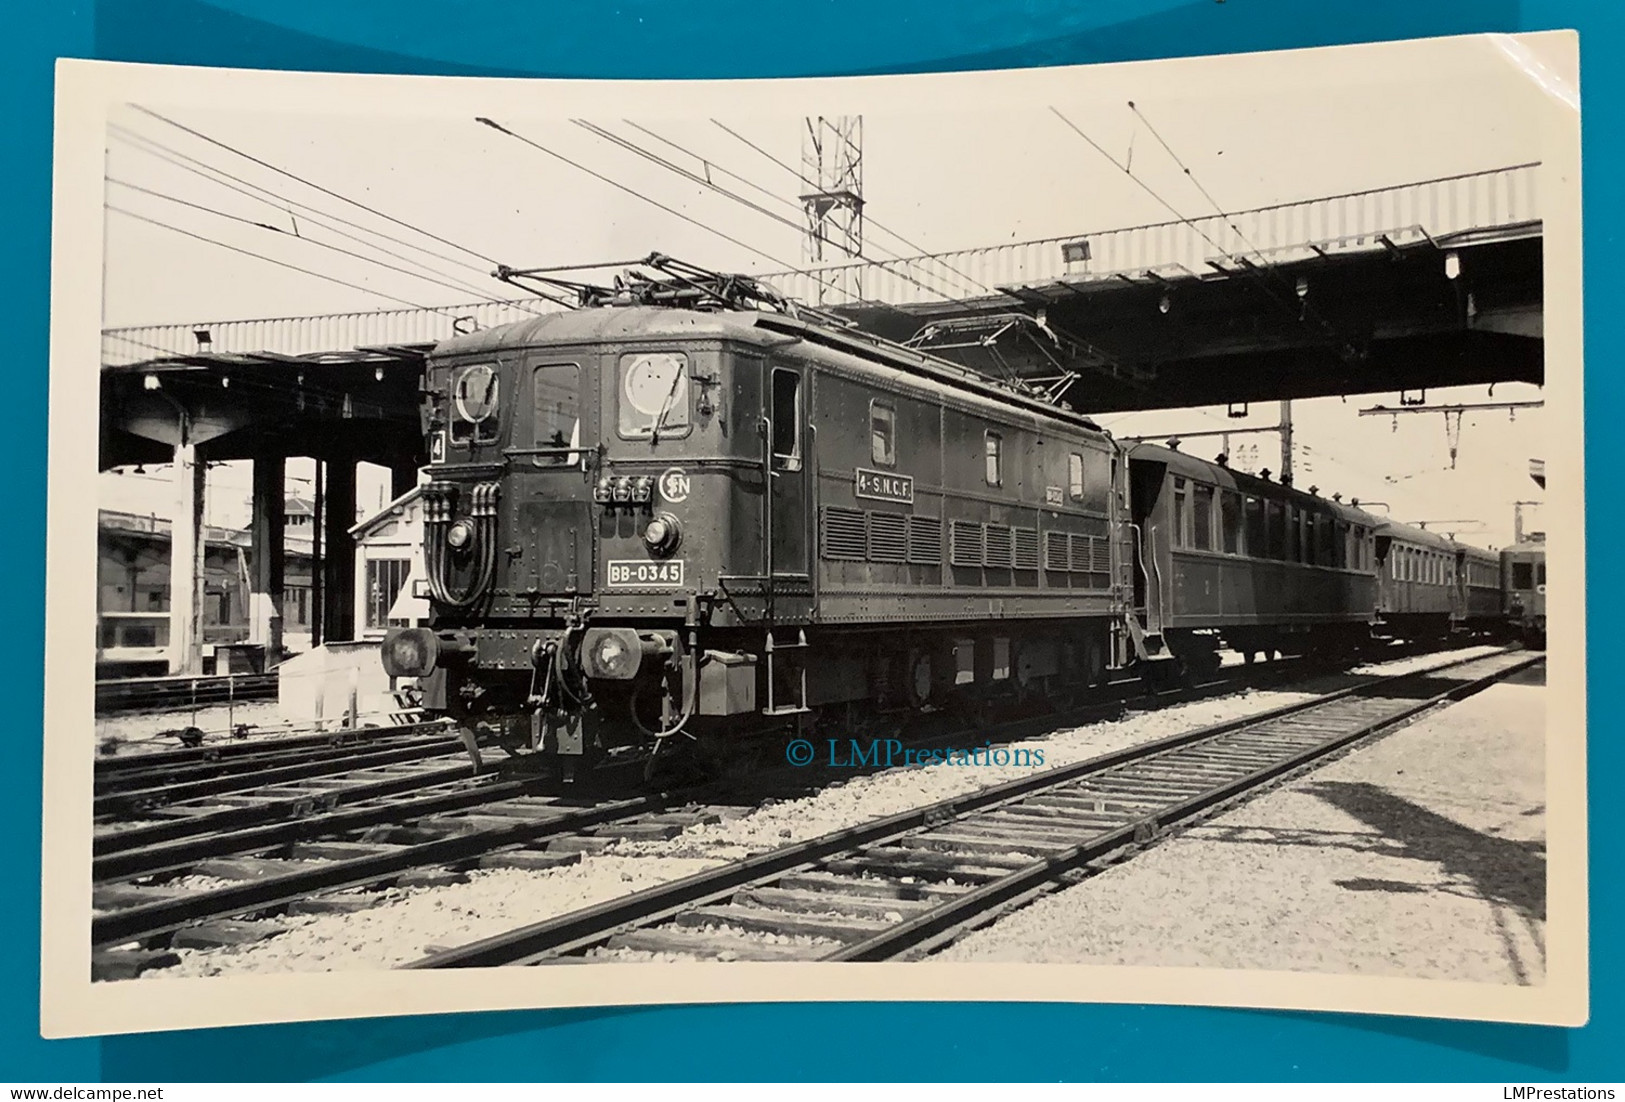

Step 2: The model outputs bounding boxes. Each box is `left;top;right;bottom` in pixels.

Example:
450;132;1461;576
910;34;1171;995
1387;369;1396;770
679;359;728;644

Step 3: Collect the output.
100;344;431;472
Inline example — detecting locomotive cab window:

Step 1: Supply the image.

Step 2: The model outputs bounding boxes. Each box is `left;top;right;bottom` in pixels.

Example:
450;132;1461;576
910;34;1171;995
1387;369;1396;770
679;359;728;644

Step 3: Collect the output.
451;362;501;445
533;364;581;467
870;401;897;467
1068;453;1085;501
772;368;802;471
1513;561;1534;589
984;431;1003;487
619;352;690;439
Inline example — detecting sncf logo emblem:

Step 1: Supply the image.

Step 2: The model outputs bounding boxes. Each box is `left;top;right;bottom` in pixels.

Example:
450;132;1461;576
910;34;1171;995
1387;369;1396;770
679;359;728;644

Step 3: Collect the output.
658;468;691;503
855;467;914;504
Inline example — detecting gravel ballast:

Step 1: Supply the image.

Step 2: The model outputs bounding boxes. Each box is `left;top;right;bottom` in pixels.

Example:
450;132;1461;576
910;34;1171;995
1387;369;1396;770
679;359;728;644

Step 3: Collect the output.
937;661;1546;985
136;645;1513;978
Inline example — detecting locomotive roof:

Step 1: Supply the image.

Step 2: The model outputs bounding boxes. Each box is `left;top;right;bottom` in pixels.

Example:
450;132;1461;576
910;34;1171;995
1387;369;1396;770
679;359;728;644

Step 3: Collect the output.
431;304;1105;433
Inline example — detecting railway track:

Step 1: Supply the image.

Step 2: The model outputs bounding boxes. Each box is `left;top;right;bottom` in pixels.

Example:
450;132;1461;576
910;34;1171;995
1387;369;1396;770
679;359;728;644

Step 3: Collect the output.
96;672;279;714
89;642;1513;977
403;647;1537;968
94;723;461;817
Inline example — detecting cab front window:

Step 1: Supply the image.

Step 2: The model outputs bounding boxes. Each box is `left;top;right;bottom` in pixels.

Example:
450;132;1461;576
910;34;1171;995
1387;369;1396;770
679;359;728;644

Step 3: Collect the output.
619;352;691;439
450;362;501;445
533;363;581;467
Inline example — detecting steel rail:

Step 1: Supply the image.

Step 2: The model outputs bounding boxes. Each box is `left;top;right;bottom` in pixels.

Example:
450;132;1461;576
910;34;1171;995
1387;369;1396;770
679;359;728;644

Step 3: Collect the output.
95;720;444;774
94;734;472;817
405;647;1529;969
95;729;447;793
93;759;508;880
827;651;1540;961
92;792;667;949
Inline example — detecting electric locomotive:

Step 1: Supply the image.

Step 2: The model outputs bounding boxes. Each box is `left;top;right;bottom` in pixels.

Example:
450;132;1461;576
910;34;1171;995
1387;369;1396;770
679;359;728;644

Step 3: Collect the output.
381;258;1139;777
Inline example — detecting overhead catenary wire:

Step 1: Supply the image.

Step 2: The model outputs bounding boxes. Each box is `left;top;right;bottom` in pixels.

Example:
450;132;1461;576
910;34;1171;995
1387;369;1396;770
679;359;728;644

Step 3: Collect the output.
1047;105;1343;349
612;120;986;300
1122;100;1346;341
107;204;456;315
105;177;561;310
708;118;995;295
108;124;547;313
572;119;966;301
473;116;850;303
131;105;503;269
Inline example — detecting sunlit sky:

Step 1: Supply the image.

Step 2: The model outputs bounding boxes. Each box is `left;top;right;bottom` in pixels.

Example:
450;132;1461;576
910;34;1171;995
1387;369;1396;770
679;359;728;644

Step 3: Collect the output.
96;34;1566;547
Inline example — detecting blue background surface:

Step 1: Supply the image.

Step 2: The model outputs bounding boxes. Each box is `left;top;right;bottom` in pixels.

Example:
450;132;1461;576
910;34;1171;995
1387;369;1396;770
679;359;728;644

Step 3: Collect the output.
0;0;1614;1082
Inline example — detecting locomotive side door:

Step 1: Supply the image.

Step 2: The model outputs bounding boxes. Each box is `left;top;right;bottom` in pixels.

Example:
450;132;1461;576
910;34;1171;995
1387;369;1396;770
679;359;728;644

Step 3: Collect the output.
764;361;809;579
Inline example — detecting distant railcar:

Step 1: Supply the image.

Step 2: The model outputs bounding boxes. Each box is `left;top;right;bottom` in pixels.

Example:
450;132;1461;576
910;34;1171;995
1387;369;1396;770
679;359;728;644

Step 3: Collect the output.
1373;521;1461;643
1501;540;1547;649
1453;542;1504;634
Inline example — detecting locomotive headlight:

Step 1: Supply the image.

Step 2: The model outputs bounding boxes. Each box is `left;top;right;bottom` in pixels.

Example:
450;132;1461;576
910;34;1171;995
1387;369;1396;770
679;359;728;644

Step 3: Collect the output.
381;627;440;678
581;628;644;680
642;513;682;556
446;520;474;550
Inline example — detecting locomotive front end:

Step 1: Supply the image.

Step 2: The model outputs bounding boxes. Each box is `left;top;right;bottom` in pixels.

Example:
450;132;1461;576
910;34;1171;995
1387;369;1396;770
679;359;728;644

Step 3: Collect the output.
380;304;767;778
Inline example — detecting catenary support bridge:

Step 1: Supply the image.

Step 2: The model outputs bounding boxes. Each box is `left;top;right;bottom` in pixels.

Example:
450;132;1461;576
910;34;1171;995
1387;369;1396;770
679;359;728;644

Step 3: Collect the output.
98;163;1542;675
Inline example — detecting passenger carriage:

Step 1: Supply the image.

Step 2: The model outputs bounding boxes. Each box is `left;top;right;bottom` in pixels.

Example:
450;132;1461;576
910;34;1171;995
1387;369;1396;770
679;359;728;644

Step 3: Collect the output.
1125;443;1379;672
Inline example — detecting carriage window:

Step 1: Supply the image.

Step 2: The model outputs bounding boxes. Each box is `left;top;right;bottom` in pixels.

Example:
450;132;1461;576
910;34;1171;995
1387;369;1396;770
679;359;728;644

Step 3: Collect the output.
984;431;1003;486
1068;453;1085;501
1336;523;1349;569
1192;483;1214;551
1284;506;1299;562
870;401;896;467
1220;490;1241;554
772;369;802;470
618;352;690;439
532;363;581;467
1244;496;1266;558
1266;502;1287;560
1537;562;1546;585
1172;478;1188;548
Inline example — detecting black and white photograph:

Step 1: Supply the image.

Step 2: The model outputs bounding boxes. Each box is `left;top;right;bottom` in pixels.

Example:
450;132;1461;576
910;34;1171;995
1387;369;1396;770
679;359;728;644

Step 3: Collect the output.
42;30;1585;1036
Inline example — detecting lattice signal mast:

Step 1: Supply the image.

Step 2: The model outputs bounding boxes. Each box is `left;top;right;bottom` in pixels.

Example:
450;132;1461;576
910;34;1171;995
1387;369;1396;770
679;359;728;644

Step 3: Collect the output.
801;116;864;305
